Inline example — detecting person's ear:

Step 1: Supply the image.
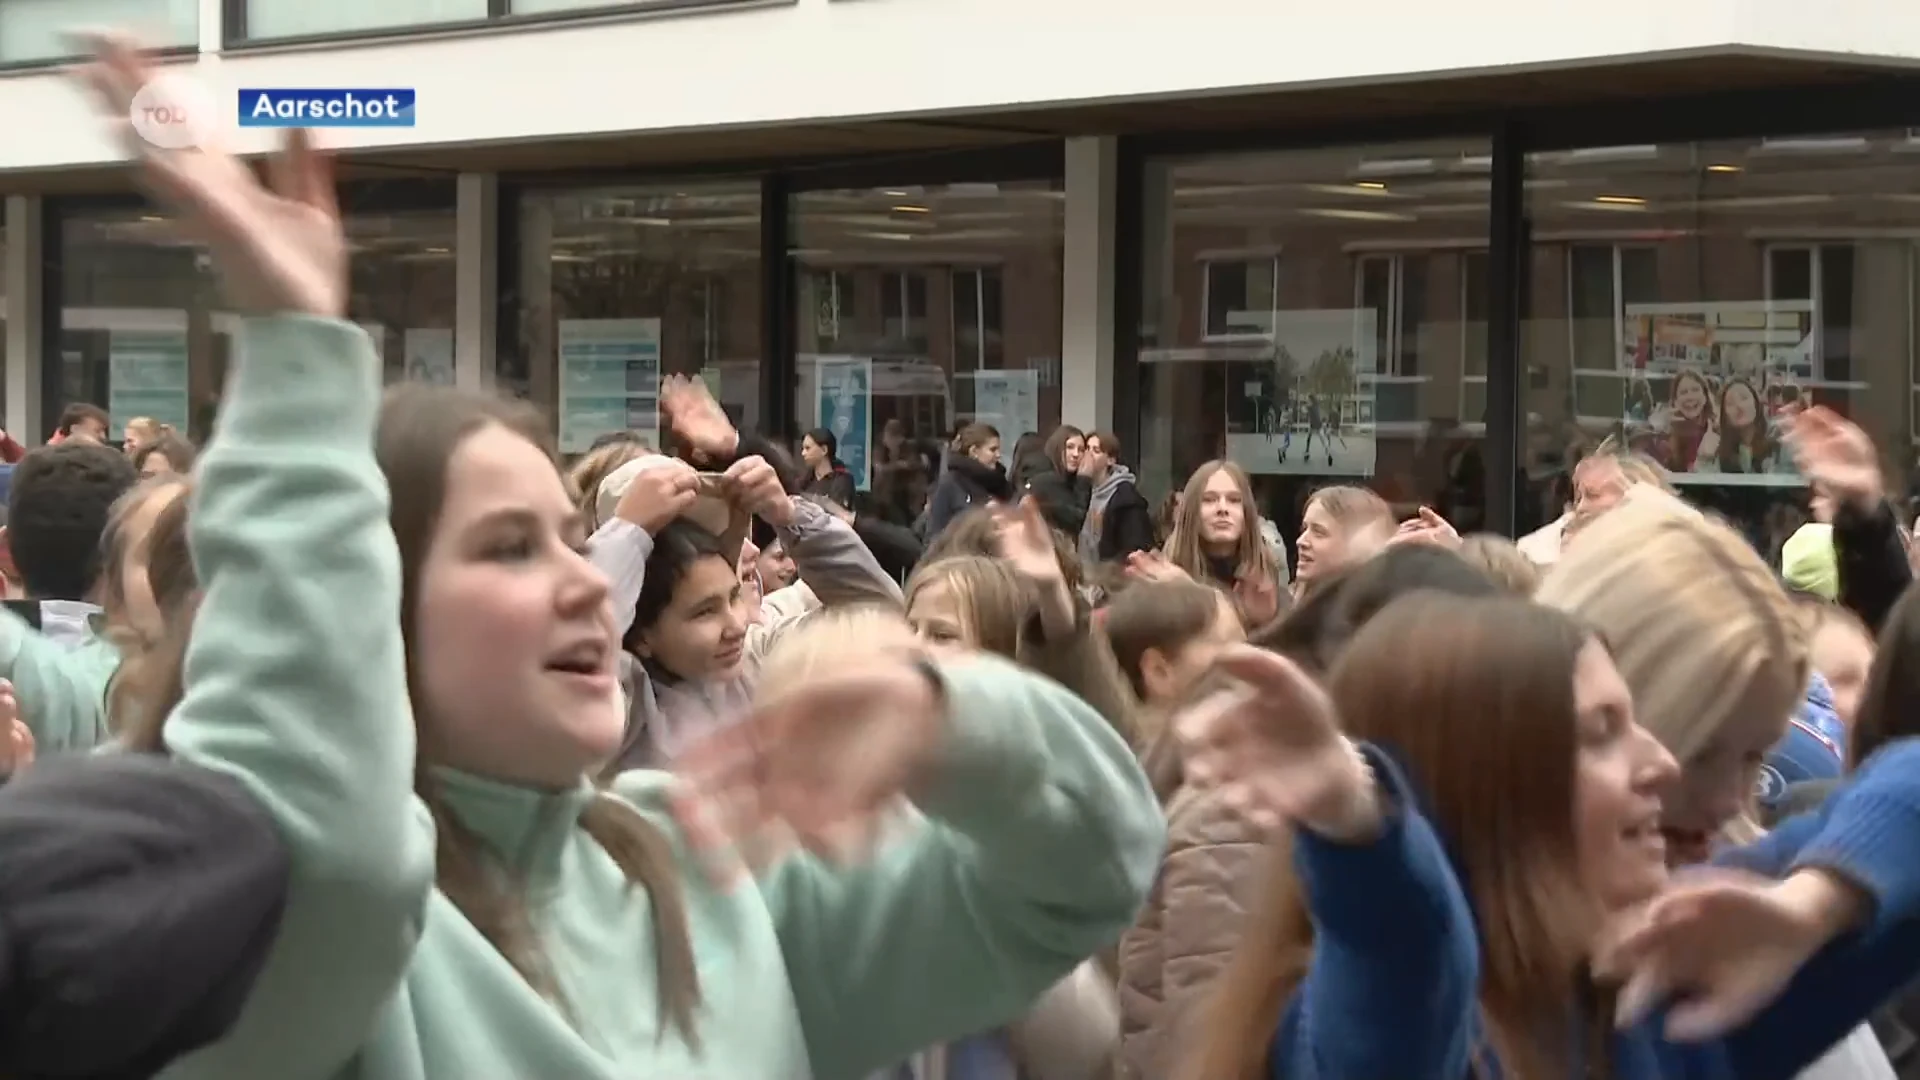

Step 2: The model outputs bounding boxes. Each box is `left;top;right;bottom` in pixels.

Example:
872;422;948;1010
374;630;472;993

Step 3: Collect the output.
1139;646;1175;704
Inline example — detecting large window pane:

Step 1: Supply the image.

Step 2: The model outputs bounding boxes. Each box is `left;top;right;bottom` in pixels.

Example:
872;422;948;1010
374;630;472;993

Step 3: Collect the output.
790;181;1063;515
240;0;487;40
514;182;761;454
57;187;455;443
1;0;194;62
1522;135;1919;555
1138;138;1494;548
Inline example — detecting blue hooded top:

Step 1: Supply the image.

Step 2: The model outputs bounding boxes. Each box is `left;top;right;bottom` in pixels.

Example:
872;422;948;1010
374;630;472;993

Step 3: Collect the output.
1756;672;1848;811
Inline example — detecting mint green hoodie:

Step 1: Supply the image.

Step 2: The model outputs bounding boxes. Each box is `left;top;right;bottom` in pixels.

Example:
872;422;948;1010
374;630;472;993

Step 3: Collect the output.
160;315;1165;1080
0;599;121;753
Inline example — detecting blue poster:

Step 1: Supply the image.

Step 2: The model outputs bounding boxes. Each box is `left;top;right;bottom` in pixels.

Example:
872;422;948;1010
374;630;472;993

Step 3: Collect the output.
815;357;872;490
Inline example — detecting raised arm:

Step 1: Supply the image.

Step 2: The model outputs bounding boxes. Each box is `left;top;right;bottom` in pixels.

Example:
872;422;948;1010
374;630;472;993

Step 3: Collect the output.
72;38;432;1074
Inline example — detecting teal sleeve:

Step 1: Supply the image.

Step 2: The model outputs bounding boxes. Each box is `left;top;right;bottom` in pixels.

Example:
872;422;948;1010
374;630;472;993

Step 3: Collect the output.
761;653;1165;1080
0;616;116;752
160;316;434;1079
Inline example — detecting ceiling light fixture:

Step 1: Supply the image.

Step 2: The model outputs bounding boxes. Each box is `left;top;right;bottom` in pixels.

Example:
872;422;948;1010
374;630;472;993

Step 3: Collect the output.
1354;181;1387;191
1594;195;1646;205
1706;164;1742;173
892;205;931;214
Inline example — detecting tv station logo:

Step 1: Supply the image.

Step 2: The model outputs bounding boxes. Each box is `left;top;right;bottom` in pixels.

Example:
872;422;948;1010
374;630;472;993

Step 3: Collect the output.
128;81;416;149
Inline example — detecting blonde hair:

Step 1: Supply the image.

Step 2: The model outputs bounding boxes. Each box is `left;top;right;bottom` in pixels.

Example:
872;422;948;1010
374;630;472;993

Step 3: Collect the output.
1539;485;1808;783
1456;534;1541;596
758;605;919;695
904;555;1032;658
569;441;651;521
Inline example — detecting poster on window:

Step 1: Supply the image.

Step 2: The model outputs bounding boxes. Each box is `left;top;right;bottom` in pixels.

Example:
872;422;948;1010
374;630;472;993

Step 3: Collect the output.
108;329;191;435
1222;308;1379;478
1603;301;1815;487
402;328;455;386
814;356;872;490
970;369;1040;471
557;318;661;454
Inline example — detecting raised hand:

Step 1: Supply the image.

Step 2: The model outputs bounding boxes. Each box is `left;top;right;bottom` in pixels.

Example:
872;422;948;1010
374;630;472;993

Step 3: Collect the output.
670;642;945;883
612;457;700;535
993;496;1074;635
724;455;793;528
1175;646;1379;840
661;375;737;462
1125;550;1190;584
1597;868;1867;1041
74;33;344;318
1386;506;1461;550
1789;406;1882;512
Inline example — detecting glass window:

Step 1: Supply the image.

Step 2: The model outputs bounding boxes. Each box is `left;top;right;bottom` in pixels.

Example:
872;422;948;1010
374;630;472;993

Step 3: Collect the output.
1138;139;1495;546
790;180;1063;511
56;187;455;443
238;0;487;40
1;0;195;62
514;182;762;454
1522;135;1919;556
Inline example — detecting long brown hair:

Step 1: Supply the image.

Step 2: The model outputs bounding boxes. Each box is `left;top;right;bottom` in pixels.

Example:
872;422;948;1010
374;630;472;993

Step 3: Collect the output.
1188;593;1602;1080
1165;460;1280;621
114;384;702;1043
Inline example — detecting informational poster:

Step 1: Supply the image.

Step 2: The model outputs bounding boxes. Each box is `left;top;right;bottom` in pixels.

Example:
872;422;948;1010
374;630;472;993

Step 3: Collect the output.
1223;308;1379;478
403;328;455;385
557;318;661;454
814;356;873;490
108;329;191;434
971;369;1040;470
1611;301;1813;487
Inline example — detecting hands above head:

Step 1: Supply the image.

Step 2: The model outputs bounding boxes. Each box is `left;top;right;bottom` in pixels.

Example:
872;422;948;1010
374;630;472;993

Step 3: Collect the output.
725;455;793;529
613;458;700;535
1124;550;1190;584
74;33;345;319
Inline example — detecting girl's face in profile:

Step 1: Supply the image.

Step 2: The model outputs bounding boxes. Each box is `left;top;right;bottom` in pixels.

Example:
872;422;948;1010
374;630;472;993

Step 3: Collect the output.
1570;638;1679;910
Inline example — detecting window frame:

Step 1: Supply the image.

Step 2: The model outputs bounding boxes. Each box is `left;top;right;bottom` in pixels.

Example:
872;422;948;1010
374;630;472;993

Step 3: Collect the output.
1199;251;1284;343
221;0;786;51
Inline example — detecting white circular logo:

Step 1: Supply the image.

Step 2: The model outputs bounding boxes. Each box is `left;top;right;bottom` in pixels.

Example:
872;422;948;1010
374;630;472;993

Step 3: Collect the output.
129;73;216;151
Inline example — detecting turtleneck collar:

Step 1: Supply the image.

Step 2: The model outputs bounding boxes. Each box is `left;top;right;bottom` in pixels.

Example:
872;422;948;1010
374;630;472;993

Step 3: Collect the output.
428;766;597;898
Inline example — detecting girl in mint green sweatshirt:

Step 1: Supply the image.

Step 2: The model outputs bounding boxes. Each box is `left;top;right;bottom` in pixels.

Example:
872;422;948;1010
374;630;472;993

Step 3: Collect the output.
78;35;1165;1080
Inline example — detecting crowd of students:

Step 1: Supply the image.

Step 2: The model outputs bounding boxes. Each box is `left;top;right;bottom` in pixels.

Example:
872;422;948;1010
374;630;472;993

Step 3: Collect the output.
9;31;1920;1080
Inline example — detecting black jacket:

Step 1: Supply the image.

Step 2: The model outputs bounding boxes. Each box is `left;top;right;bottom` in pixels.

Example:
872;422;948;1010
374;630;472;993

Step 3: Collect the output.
800;463;857;513
0;753;290;1079
1022;468;1091;538
925;457;1011;539
1095;478;1156;562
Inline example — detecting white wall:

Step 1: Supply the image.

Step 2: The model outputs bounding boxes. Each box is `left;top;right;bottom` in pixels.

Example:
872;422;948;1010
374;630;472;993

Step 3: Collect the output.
5;0;1920;173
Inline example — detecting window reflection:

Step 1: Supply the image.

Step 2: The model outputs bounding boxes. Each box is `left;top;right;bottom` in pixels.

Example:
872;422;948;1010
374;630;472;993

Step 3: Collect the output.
57;189;455;442
1138;139;1495;553
0;0;194;63
514;183;762;453
1521;135;1920;559
789;181;1063;508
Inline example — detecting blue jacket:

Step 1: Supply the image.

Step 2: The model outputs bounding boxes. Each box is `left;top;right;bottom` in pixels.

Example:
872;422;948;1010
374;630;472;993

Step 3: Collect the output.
1757;673;1848;811
1270;740;1920;1080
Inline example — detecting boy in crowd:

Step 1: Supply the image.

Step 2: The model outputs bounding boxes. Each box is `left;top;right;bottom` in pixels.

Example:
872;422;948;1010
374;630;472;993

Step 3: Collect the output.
0;443;138;752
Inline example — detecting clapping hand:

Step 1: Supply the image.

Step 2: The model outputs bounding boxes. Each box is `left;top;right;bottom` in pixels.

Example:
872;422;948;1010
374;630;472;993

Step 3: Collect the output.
75;33;345;318
670;644;945;884
1175;646;1380;841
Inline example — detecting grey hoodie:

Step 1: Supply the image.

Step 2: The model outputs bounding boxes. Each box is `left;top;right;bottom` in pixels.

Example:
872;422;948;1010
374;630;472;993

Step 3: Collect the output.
1079;466;1136;564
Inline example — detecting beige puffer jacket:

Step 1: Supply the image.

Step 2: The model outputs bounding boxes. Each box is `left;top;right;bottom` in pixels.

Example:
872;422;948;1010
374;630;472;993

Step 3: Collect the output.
1114;778;1269;1080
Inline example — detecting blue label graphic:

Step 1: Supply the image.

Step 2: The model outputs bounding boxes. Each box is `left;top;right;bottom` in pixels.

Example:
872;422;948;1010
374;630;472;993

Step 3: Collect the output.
238;89;416;128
